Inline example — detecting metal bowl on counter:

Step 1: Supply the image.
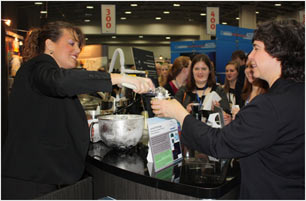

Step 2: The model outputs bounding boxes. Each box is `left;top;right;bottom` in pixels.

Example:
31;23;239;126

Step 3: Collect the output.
98;114;144;150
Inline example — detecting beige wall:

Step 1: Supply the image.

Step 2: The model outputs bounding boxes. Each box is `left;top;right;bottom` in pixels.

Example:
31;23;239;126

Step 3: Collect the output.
79;9;303;69
80;22;207;36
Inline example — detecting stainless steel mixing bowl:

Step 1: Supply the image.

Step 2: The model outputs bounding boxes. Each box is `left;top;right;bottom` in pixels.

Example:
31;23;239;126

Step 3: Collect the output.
98;114;144;150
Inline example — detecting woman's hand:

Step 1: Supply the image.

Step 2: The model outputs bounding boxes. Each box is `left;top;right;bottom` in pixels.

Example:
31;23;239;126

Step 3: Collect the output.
212;100;220;111
223;112;232;126
151;99;189;126
231;107;240;120
111;74;155;94
122;75;155;93
186;103;194;113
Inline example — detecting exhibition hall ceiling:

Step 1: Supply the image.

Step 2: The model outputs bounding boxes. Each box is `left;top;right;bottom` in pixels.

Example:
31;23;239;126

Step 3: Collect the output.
2;1;305;44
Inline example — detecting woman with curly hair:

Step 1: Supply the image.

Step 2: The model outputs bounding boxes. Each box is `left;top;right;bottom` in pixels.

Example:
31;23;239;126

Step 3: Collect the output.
2;21;154;199
151;19;305;199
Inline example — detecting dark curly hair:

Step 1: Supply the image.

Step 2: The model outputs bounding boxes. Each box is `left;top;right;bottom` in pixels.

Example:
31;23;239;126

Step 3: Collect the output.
253;19;304;82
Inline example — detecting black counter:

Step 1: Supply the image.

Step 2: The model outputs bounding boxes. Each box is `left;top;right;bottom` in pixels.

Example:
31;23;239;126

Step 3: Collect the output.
86;133;240;199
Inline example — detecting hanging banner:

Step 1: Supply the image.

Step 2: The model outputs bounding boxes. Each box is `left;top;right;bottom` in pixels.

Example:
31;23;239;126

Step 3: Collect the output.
207;7;219;35
101;4;116;34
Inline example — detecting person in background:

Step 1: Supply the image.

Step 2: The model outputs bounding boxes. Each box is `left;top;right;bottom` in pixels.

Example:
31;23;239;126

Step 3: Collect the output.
158;62;169;87
2;21;154;199
231;50;246;67
151;19;304;199
155;62;161;77
163;56;191;97
231;50;247;108
223;60;240;109
241;61;269;105
175;54;230;115
230;59;269;120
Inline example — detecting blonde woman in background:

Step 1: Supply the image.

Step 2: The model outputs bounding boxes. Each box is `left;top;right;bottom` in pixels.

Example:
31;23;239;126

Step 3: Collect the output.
155;62;162;77
158;62;169;86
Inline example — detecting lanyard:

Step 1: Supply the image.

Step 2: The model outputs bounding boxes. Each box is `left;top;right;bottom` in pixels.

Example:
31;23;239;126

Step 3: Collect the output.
195;85;208;107
196;93;202;107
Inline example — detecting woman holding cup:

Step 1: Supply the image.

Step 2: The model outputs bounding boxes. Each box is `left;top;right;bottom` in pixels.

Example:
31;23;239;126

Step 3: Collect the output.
175;54;230;120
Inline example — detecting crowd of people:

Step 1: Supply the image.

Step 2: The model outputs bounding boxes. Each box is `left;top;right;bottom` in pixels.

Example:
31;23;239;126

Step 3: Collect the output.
151;19;304;199
3;19;304;200
155;49;261;125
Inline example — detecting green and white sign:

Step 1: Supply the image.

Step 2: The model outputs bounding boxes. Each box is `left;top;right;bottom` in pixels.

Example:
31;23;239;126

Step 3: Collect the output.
147;117;183;172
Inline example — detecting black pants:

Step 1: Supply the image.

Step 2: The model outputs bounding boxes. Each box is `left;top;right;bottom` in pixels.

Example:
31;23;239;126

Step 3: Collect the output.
2;177;58;200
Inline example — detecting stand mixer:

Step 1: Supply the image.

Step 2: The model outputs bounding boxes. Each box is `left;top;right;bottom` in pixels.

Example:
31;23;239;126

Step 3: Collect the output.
98;48;147;114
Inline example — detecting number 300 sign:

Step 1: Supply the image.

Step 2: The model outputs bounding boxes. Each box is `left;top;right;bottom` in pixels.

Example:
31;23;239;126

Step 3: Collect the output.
207;7;219;35
101;5;116;34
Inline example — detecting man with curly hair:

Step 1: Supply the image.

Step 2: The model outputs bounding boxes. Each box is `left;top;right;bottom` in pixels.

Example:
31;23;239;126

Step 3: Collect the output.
151;19;304;199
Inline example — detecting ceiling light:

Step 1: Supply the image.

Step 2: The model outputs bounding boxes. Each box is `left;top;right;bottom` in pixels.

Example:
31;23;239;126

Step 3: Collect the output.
236;17;240;20
86;6;94;9
84;19;90;22
112;36;116;39
188;19;194;22
200;13;206;16
120;17;127;20
163;11;170;14
40;10;47;14
85;13;92;17
173;3;180;7
34;2;43;5
2;19;11;26
222;22;227;25
256;11;259;14
125;11;132;14
155;17;162;20
165;36;171;40
19;41;23;46
139;35;143;38
85;38;88;41
274;3;282;6
130;4;138;7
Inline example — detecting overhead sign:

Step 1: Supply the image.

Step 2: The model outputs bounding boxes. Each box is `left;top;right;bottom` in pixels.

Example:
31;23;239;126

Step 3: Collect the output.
101;4;116;34
207;7;219;35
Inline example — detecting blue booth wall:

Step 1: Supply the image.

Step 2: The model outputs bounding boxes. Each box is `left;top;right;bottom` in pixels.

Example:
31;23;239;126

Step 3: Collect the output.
170;40;216;64
216;24;254;84
170;25;254;85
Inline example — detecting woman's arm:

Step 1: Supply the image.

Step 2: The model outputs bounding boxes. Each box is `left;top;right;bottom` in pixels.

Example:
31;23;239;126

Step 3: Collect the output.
33;62;154;97
151;94;279;159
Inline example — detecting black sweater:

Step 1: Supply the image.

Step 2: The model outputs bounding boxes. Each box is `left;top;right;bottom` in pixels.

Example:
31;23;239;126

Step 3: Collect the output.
3;54;112;185
181;78;305;199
